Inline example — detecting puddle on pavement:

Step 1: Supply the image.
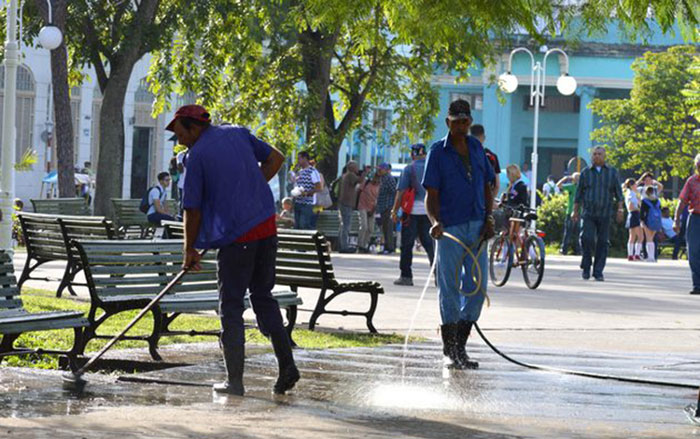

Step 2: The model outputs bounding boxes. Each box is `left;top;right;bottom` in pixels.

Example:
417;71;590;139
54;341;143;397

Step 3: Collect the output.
1;342;699;437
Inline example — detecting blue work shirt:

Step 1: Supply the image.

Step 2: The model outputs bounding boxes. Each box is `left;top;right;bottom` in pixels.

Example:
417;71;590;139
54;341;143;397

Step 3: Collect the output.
398;158;427;202
183;125;275;249
422;134;495;227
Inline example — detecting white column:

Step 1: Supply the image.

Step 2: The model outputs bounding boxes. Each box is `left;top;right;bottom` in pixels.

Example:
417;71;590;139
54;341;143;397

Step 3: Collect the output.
0;0;19;251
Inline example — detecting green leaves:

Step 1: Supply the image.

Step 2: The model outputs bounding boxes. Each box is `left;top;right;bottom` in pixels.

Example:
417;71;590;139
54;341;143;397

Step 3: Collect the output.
591;46;700;180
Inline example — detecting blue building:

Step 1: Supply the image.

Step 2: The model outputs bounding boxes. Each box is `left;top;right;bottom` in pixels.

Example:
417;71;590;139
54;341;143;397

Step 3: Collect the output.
339;23;689;189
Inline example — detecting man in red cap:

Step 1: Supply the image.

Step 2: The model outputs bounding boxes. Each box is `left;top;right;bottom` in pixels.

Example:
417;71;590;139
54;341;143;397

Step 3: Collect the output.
167;105;299;396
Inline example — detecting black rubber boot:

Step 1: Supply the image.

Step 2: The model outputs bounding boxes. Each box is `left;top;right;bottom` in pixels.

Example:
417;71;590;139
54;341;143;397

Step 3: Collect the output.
270;330;299;394
456;320;479;369
440;323;464;369
213;344;245;395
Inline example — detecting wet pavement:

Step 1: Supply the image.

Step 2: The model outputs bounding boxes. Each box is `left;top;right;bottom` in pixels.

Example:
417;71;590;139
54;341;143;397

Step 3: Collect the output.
1;341;699;438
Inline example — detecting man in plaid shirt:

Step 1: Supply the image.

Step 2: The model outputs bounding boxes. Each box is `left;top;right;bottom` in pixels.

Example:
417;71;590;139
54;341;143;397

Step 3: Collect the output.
376;163;397;253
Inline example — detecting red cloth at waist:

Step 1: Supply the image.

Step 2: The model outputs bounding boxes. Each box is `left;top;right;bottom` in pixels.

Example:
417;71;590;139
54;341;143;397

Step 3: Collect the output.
235;215;277;243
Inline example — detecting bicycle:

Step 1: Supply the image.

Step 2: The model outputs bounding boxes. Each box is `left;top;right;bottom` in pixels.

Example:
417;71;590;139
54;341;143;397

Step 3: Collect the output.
489;204;546;289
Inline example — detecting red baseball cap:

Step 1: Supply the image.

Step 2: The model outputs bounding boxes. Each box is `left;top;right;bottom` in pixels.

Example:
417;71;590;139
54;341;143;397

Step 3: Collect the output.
165;105;211;131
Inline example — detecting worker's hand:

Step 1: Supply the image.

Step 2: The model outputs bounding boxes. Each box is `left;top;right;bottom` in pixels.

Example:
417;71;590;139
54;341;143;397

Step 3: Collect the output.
571;211;579;223
430;222;444;240
391;210;399;223
183;247;202;271
481;215;496;240
673;221;681;234
616;209;624;224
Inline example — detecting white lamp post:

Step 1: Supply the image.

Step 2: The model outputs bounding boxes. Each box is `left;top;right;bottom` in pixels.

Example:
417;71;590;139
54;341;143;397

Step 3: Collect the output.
498;47;577;224
1;0;63;251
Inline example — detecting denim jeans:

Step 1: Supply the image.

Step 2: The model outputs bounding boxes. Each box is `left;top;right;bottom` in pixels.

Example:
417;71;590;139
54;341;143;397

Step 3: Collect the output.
436;220;487;324
339;203;354;250
687;215;700;290
399;214;434;279
580;215;610;278
294;203;316;230
217;236;291;349
561;216;581;254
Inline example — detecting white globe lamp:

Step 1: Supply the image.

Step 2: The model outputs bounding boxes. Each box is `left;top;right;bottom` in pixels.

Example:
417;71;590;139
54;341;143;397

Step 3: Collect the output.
498;73;518;94
38;25;63;50
556;74;577;96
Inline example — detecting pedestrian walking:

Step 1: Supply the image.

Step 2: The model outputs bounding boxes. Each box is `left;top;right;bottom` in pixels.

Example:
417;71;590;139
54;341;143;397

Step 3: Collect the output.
572;146;624;281
622;178;643;261
292;151;321;230
557;173;580;255
170;104;299;395
470;124;501;197
391;143;434;286
675;154;700;294
337;161;366;253
357;172;380;253
376;162;397;254
423;98;495;370
640;185;662;262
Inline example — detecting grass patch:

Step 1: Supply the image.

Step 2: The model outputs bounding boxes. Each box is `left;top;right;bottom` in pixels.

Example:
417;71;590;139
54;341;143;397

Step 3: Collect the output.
3;288;419;369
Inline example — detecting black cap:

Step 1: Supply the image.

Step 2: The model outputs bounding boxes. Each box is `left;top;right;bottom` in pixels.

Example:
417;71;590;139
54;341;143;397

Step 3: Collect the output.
410;143;426;155
448;99;471;120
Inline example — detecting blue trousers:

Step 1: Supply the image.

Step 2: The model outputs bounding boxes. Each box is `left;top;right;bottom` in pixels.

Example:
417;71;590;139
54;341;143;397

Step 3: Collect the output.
437;220;488;324
580;215;610;278
400;214;434;279
561;216;581;254
147;212;175;226
339;203;354;250
294;203;316;230
216;236;290;349
687;215;700;290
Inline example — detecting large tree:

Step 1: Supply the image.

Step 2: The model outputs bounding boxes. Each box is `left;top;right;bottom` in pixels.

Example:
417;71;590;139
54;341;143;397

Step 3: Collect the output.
590;46;700;180
149;0;698;181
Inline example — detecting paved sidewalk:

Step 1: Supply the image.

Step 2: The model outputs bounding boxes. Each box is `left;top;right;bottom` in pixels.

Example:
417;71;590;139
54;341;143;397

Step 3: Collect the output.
13;250;699;353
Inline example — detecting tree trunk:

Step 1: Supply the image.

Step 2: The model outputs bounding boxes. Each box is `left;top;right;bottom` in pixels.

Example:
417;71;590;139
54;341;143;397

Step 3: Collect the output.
37;0;74;197
93;73;129;216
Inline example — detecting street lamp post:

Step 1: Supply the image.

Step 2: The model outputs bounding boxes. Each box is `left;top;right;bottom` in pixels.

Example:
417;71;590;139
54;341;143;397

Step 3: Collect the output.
0;0;63;251
498;47;577;225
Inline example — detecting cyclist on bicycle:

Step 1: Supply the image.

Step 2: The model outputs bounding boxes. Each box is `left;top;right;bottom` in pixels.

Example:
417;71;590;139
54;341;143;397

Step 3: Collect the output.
503;164;529;249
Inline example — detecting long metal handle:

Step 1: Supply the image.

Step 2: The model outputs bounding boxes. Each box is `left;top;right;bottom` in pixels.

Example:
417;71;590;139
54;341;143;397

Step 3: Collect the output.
75;249;207;376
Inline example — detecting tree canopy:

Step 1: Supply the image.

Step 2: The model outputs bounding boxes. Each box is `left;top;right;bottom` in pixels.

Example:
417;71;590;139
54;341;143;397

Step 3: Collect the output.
590;45;700;180
149;0;698;180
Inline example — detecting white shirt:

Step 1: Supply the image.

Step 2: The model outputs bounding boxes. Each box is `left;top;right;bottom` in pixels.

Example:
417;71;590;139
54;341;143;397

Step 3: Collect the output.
176;151;187;190
147;184;167;216
661;217;676;238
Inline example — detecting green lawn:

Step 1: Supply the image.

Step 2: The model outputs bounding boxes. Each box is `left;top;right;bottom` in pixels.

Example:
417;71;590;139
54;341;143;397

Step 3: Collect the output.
4;288;419;369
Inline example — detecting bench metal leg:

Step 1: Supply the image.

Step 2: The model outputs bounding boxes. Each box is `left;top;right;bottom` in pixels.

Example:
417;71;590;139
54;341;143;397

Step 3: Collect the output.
308;289;328;331
365;291;379;333
0;333;20;359
148;309;164;361
17;257;47;292
56;262;78;297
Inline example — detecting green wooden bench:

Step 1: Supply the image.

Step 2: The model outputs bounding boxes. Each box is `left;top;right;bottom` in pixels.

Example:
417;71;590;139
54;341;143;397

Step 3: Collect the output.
17;212;115;297
72;239;301;361
160;223;382;331
0;250;88;368
111;198;178;239
162;220;184;239
30;198;90;216
316;210;363;249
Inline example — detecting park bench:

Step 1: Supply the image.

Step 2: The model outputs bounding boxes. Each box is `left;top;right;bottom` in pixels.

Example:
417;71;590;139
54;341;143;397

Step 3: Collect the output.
162;220;184;239
316;210;363;249
0;250;88;367
30;198;90;216
72;239;301;361
110;198;178;239
160;222;383;332
17;212;115;297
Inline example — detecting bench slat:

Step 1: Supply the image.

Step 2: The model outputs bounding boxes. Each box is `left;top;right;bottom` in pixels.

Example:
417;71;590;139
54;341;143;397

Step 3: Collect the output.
0;316;89;334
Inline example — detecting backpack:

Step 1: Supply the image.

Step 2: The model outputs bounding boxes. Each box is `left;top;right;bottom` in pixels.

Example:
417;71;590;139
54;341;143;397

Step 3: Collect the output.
139;186;163;214
643;198;662;231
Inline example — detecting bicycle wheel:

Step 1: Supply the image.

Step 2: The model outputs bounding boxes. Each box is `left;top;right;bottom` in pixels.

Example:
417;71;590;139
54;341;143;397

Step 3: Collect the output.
522;235;545;289
489;235;512;287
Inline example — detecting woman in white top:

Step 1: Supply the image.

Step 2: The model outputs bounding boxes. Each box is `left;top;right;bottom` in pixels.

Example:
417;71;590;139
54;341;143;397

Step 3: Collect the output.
623;178;642;261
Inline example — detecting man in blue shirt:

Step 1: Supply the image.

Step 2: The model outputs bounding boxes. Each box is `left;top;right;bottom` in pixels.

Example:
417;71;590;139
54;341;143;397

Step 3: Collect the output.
423;99;495;370
391;143;434;286
169;105;298;396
